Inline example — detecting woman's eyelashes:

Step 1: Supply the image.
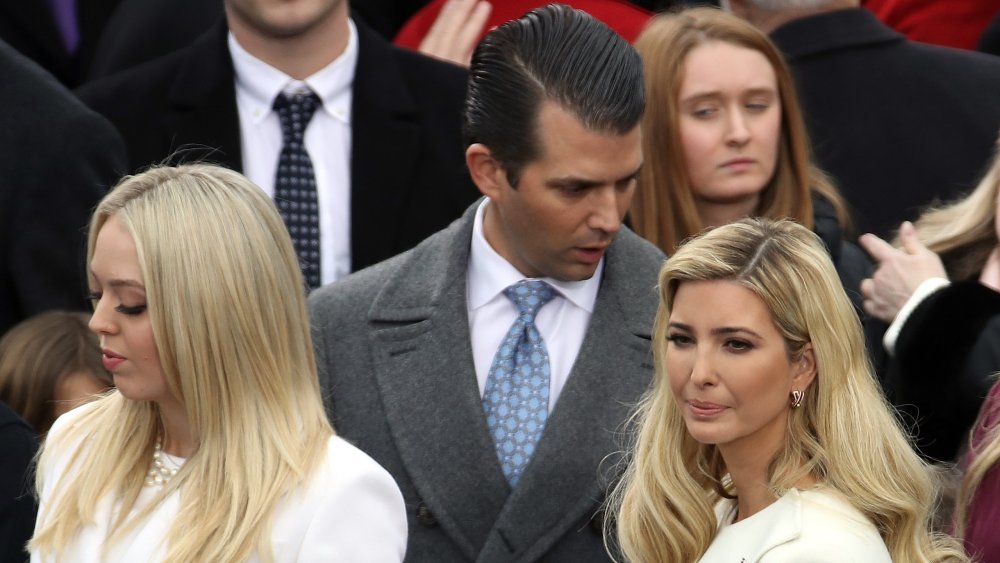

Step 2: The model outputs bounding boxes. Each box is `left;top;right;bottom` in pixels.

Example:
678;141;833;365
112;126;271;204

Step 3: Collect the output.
723;338;753;352
115;304;147;316
86;290;147;316
666;332;754;353
666;332;694;347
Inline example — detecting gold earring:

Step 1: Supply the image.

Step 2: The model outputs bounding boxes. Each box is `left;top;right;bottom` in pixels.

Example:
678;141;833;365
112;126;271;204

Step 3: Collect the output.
791;389;804;408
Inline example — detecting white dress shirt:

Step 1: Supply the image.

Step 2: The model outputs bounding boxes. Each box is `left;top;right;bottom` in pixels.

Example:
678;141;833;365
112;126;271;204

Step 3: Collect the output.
466;199;602;412
230;21;357;284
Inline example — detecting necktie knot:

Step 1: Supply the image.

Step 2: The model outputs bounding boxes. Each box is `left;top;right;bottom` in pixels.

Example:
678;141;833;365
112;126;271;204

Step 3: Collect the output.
504;280;556;323
273;91;321;144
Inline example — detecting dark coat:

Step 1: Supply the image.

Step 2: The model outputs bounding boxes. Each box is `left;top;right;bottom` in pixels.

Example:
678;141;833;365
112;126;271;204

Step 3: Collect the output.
772;8;1000;238
0;0;121;86
0;401;38;563
0;39;126;337
76;18;478;273
887;280;1000;462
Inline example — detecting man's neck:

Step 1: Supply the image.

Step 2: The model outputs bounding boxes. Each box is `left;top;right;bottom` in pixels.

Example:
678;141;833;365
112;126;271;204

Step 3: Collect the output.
227;4;350;80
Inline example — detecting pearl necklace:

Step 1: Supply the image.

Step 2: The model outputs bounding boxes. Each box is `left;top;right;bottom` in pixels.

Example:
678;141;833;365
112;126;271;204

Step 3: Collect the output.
146;440;179;486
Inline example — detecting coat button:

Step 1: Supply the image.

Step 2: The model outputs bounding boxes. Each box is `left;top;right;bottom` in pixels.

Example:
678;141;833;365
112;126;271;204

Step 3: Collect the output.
416;502;438;527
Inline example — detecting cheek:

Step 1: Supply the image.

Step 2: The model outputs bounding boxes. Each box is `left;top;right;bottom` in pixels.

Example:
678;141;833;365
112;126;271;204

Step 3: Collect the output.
664;350;690;395
679;122;715;187
760;113;782;171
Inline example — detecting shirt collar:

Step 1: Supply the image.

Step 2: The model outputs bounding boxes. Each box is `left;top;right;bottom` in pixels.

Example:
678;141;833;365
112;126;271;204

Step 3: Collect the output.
468;199;603;312
228;18;358;125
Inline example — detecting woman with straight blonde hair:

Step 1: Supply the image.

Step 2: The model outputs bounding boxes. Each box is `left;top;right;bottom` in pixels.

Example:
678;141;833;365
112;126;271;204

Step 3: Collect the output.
631;8;869;311
609;217;964;562
29;164;406;562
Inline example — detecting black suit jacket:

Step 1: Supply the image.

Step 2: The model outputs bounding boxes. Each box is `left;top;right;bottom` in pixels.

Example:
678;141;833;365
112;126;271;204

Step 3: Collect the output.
0;0;120;86
76;18;478;272
0;401;36;563
771;8;1000;238
0;39;125;337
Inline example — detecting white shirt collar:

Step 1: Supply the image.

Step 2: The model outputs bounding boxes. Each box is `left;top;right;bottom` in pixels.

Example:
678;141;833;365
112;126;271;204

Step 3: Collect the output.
228;18;358;125
468;199;603;312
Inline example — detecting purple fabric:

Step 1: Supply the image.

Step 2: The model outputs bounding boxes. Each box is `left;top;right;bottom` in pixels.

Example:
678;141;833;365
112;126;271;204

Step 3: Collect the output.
963;382;1000;561
47;0;79;53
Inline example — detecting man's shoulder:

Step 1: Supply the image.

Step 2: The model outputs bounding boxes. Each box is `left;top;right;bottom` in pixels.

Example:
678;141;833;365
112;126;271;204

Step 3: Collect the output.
605;228;667;288
76;49;188;113
309;213;470;316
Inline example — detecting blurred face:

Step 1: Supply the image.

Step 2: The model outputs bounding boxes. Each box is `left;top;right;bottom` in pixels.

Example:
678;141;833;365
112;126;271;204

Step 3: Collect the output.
665;280;814;459
88;215;172;405
224;0;345;39
480;102;643;281
678;41;782;223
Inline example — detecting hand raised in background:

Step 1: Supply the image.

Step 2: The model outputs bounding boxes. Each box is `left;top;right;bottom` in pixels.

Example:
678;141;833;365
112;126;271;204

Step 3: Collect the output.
858;221;947;323
418;0;493;67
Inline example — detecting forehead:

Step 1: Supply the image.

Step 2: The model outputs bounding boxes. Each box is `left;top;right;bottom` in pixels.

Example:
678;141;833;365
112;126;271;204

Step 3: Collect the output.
679;41;777;97
91;214;144;282
528;101;642;180
670;280;777;332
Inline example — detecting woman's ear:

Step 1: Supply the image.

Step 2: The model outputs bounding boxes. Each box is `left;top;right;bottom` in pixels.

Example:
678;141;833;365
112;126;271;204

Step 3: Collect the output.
792;342;817;392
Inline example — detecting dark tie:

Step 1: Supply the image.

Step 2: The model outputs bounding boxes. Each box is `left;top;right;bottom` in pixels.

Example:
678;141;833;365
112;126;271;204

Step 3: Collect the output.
273;90;322;290
482;280;556;486
47;0;79;54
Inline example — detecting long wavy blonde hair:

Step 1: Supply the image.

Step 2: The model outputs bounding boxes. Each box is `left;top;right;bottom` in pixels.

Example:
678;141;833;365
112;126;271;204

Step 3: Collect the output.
608;218;965;562
30;164;333;563
630;8;848;253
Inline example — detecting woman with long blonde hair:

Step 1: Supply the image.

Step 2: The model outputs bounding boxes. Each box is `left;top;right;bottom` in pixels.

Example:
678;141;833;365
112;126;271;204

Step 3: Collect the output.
631;8;868;311
609;218;964;562
29;164;406;562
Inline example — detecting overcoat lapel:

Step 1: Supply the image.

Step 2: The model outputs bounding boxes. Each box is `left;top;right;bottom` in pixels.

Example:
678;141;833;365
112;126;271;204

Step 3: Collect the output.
162;20;242;171
367;208;510;559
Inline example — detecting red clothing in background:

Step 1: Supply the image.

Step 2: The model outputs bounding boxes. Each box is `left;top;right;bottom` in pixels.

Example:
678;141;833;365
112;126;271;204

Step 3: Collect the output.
864;0;1000;50
963;381;1000;561
394;0;652;48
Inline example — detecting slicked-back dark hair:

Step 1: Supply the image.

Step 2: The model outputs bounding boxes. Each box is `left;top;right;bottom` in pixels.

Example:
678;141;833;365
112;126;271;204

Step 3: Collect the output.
462;4;645;186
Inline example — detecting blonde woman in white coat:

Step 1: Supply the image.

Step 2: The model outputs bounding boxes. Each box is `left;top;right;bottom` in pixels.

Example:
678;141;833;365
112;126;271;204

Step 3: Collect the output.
609;218;965;562
29;165;406;563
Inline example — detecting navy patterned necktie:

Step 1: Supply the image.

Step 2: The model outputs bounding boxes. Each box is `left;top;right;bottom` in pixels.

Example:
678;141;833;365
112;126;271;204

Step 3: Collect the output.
483;279;557;487
273;90;322;290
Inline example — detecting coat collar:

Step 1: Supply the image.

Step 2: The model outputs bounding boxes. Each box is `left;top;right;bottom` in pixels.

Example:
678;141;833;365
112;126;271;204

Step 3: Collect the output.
712;490;803;562
163;18;243;171
770;8;904;61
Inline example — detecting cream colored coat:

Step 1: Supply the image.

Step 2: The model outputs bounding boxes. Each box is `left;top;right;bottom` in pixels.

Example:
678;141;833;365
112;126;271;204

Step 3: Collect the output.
699;488;891;563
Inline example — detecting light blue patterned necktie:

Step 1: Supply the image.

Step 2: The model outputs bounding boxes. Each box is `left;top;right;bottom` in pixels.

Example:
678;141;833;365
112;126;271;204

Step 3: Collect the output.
483;279;556;487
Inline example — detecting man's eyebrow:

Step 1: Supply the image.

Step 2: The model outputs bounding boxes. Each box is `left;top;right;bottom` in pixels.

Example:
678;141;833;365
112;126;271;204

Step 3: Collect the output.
545;163;643;189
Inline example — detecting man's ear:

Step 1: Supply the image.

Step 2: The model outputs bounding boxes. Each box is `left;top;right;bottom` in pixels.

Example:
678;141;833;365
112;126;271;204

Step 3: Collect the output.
792;342;817;392
466;143;506;200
